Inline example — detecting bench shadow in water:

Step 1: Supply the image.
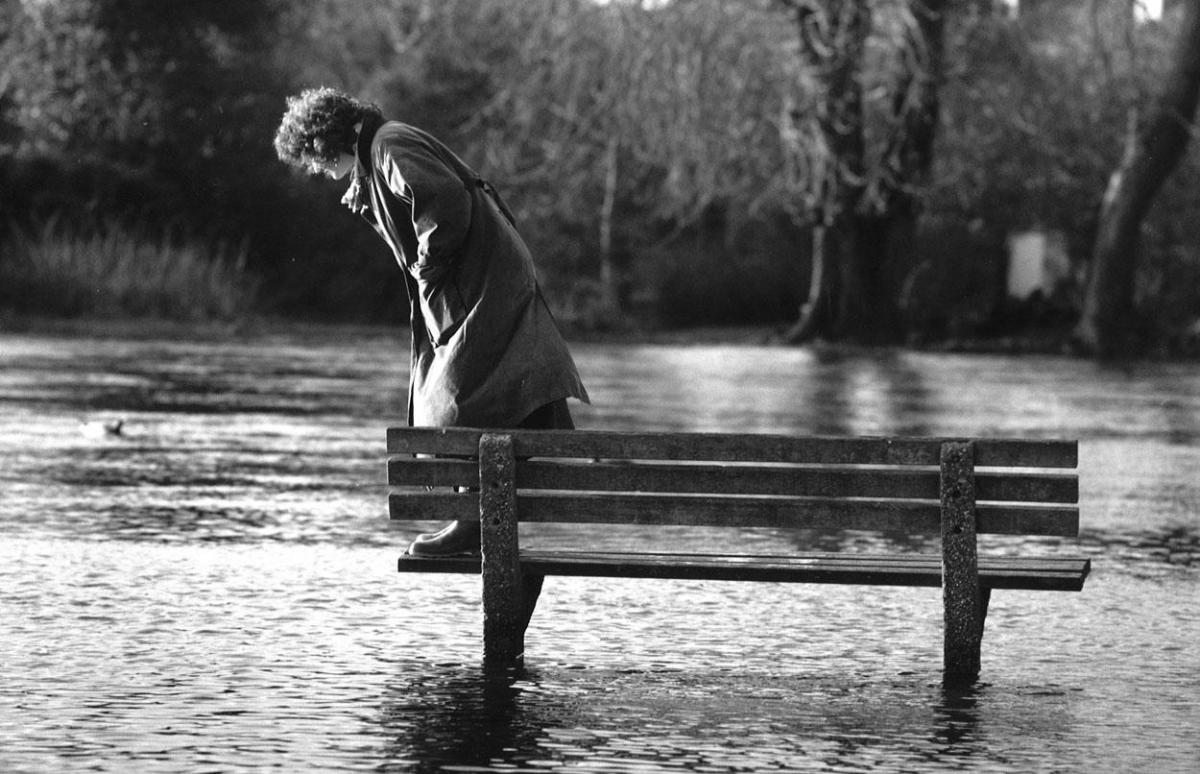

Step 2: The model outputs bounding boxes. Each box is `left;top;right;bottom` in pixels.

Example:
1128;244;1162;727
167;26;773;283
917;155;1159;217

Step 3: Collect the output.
371;658;1082;771
376;663;581;773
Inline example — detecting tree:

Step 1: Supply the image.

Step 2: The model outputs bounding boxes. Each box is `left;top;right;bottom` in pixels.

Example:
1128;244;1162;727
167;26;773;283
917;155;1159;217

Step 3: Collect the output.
458;0;794;325
1073;0;1200;357
0;0;285;228
272;0;802;326
777;0;948;344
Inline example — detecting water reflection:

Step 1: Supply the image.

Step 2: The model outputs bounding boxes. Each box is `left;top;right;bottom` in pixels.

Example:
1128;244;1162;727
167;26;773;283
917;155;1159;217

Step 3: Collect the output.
371;664;1086;773
0;330;408;418
377;664;579;773
932;682;985;757
580;344;936;437
805;346;935;437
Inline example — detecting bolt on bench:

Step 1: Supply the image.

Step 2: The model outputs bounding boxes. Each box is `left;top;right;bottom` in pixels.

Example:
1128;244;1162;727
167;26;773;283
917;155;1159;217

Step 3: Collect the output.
387;427;1089;681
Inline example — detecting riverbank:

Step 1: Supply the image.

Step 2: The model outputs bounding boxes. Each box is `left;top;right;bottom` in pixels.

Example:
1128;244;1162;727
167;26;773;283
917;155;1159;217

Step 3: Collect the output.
0;313;779;347
3;312;1198;360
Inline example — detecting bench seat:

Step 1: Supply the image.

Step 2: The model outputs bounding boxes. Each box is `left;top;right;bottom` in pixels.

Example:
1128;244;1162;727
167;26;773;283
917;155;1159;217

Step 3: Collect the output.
399;550;1089;591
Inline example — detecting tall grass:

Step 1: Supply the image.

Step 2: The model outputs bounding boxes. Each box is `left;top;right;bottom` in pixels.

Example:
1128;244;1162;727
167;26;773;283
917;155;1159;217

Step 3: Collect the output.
0;217;260;321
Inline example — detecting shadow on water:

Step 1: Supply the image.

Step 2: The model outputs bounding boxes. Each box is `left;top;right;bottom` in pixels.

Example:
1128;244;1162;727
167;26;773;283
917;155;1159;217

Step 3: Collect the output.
811;682;996;768
371;660;1083;772
924;682;1006;764
376;663;580;773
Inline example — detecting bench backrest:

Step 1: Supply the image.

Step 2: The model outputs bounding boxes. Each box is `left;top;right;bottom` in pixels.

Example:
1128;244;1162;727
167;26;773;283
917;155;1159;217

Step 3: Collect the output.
387;427;1079;538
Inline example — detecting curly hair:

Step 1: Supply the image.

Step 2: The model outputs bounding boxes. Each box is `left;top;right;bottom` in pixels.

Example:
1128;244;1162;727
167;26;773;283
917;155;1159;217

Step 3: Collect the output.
273;87;383;173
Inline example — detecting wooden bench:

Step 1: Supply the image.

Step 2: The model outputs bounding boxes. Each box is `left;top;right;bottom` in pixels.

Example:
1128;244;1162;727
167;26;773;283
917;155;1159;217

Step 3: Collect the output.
387;427;1089;681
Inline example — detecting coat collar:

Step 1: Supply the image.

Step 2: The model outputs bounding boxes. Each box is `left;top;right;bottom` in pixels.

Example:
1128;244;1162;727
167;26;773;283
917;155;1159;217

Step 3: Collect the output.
341;114;384;217
355;113;383;166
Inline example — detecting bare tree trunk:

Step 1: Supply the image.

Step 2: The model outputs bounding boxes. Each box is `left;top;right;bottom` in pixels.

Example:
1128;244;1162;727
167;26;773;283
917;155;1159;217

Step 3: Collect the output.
834;215;875;340
786;213;894;344
1074;0;1200;358
598;135;621;320
838;213;902;343
857;0;946;345
784;223;832;342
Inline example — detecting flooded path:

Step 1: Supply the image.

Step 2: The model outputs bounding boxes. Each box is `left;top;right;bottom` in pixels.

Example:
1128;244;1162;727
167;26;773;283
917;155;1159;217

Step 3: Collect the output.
1;328;1198;772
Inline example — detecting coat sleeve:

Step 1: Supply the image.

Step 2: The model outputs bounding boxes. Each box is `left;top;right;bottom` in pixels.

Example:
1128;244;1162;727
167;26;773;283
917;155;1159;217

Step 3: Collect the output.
377;139;471;285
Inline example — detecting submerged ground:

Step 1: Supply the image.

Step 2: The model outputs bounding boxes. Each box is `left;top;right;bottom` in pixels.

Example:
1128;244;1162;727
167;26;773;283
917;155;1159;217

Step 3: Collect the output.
1;326;1197;772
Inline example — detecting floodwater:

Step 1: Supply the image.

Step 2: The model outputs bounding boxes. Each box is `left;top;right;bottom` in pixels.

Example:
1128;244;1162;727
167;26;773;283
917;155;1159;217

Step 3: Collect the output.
1;326;1198;773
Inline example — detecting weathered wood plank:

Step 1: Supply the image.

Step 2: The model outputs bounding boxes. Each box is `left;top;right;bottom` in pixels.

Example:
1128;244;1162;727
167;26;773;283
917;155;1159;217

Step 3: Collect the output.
388;458;1079;503
396;551;1091;591
387;428;1078;468
388;491;1080;536
388;458;477;488
397;549;1092;569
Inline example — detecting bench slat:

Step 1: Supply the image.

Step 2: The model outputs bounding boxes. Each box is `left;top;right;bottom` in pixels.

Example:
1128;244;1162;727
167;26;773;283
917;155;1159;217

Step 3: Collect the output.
396;551;1090;591
387;428;1077;468
389;491;1080;536
388;458;1079;503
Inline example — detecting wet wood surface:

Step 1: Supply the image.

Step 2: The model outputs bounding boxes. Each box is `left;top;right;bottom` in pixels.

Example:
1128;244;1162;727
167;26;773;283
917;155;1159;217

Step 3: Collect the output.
397;551;1090;591
387;427;1078;468
389;490;1079;536
388;458;1079;503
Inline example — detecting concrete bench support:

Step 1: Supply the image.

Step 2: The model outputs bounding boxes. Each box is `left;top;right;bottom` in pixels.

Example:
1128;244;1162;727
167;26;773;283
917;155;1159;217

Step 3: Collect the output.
479;433;541;665
940;441;989;682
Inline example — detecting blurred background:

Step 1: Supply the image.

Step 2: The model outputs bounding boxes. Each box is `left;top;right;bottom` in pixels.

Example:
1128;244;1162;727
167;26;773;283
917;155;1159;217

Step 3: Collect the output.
1;0;1197;355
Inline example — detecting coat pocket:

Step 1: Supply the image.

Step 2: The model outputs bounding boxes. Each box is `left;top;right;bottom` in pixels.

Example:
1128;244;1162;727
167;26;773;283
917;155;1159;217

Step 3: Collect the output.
416;272;467;346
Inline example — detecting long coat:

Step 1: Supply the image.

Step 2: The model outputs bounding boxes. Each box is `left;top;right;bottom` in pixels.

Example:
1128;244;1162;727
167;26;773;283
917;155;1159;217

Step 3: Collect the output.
353;115;589;427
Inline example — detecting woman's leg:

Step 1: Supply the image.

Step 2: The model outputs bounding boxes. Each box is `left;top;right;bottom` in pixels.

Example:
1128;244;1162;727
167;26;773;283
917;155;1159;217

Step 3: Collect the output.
406;400;574;556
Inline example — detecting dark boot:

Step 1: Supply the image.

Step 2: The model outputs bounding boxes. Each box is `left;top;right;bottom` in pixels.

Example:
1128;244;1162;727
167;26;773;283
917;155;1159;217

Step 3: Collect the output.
406;520;482;557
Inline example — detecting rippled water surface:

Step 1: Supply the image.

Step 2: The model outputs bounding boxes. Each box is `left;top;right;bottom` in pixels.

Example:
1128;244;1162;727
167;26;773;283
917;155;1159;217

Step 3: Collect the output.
2;327;1198;772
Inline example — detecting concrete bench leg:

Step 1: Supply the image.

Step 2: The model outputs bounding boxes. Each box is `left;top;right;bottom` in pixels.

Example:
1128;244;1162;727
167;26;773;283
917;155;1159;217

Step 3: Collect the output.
941;441;987;683
479;433;540;666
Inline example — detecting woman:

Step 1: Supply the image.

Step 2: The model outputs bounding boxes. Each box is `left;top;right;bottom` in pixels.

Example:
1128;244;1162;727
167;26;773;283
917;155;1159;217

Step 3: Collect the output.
274;87;589;556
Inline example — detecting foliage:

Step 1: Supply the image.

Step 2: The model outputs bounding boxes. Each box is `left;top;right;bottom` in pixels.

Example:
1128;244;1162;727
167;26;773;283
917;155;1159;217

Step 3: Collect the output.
0;0;1197;338
1073;0;1200;356
934;6;1128;240
776;0;937;221
274;0;802;322
461;0;798;313
0;0;292;277
930;2;1200;338
0;216;258;320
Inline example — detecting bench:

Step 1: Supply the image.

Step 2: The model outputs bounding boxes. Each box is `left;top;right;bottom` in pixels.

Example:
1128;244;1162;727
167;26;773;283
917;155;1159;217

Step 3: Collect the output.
386;427;1089;681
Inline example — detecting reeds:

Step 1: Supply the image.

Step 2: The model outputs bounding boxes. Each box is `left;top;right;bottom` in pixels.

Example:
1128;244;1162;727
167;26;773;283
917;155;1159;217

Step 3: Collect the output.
0;217;260;321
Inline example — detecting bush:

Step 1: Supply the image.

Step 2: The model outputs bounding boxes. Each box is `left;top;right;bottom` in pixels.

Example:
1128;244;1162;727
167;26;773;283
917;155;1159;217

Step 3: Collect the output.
0;217;259;321
641;212;806;329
